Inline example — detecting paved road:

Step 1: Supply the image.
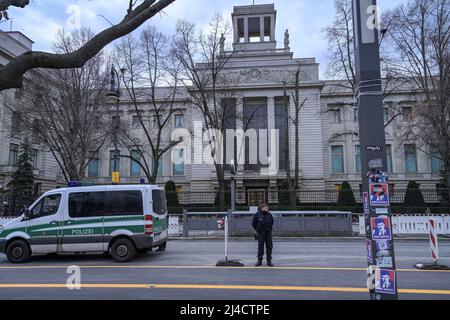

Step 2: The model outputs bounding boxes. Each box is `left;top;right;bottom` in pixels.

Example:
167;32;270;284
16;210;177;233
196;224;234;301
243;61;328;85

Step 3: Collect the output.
0;239;449;300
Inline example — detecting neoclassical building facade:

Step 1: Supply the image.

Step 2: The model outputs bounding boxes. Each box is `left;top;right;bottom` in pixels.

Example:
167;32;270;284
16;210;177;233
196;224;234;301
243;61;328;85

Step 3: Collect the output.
0;3;444;206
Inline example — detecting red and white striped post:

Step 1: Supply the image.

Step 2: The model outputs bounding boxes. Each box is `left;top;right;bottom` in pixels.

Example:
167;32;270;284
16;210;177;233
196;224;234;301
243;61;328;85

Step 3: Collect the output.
429;219;439;264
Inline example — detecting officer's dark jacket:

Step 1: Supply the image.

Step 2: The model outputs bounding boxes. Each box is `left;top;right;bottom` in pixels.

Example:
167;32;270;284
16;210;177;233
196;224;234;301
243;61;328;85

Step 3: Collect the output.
252;210;274;232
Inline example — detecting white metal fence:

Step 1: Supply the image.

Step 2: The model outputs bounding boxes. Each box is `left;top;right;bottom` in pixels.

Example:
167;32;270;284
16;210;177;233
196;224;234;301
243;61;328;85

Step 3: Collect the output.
359;215;450;235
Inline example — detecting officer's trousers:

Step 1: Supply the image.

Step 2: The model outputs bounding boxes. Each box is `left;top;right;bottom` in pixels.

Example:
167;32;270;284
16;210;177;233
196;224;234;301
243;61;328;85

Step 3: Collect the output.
257;231;273;261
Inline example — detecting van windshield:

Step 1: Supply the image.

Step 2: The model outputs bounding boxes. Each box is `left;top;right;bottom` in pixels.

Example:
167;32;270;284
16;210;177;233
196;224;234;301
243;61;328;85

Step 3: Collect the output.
152;190;167;215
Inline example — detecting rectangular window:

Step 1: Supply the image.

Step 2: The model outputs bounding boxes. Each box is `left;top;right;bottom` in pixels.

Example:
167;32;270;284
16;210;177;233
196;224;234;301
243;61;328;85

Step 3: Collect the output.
386;145;393;173
402;107;412;121
244;98;268;171
152;190;167;215
130;150;142;177
222;98;237;170
31;148;38;169
88;152;99;178
112;116;120;129
383;108;389;123
248;17;261;42
104;191;143;216
110;150;120;176
173;149;185;176
132;115;140;128
11;111;21;135
264;17;271;41
275;97;287;171
174;114;184;128
331;145;345;174
69;192;105;218
431;147;443;173
151;114;162;129
355;145;361;173
353;108;358;122
404;144;417;173
330;108;341;123
9;143;19;166
237;18;245;43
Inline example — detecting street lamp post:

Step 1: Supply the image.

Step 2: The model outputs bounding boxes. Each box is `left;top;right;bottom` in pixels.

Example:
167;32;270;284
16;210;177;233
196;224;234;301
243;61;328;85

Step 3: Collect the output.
230;159;236;213
352;0;398;300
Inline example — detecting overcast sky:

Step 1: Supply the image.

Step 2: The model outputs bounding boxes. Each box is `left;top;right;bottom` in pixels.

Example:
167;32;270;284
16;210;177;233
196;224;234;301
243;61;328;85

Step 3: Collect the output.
1;0;406;78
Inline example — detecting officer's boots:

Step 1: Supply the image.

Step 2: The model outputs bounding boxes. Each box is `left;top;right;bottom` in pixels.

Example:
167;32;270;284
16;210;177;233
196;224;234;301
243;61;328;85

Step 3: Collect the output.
255;260;263;266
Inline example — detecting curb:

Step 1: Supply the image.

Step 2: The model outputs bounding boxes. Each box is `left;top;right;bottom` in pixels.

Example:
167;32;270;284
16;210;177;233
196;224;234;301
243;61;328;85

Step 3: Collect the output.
169;236;450;242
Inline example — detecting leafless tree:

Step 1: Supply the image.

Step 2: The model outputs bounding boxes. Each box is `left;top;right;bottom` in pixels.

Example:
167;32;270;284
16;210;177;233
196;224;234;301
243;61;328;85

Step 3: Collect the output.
0;0;176;91
281;65;308;209
384;0;450;197
173;15;241;210
323;0;405;142
4;29;110;182
114;26;184;184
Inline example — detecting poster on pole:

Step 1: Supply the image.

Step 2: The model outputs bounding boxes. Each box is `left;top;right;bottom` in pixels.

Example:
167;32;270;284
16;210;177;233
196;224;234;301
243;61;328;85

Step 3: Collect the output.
371;217;392;241
375;269;396;295
369;183;390;206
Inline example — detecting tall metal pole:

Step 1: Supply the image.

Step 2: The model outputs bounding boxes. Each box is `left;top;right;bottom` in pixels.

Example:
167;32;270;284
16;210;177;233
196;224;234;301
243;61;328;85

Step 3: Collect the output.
108;65;121;184
230;159;236;213
352;0;398;300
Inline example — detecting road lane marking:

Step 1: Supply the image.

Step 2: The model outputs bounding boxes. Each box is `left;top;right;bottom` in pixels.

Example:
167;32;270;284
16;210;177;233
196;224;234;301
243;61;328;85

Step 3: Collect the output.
0;265;449;273
0;283;449;295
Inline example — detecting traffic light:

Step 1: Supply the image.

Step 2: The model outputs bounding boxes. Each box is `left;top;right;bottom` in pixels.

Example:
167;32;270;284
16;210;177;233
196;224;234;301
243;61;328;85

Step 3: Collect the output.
112;172;120;184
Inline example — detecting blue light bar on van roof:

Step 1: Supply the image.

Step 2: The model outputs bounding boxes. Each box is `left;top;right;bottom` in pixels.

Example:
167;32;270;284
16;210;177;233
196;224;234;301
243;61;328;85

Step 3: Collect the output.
68;181;95;187
68;181;81;187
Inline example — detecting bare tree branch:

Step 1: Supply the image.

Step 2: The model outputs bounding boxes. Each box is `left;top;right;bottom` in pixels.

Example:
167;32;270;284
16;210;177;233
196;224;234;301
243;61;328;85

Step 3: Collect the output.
0;0;175;91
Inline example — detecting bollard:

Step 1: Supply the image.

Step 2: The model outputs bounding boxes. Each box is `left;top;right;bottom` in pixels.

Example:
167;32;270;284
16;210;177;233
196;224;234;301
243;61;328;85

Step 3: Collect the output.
429;219;439;264
413;219;449;270
183;209;189;237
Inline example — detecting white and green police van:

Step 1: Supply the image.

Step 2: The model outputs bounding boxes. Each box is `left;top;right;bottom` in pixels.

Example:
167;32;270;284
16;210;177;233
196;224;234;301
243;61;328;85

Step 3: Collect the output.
0;185;168;263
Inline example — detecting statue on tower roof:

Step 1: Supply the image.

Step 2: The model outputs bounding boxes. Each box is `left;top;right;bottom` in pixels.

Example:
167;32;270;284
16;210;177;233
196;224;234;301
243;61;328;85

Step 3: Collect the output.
284;29;290;51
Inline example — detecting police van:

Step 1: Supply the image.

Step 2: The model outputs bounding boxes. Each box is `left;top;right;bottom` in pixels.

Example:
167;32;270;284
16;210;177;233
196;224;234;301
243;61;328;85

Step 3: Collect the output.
0;185;168;263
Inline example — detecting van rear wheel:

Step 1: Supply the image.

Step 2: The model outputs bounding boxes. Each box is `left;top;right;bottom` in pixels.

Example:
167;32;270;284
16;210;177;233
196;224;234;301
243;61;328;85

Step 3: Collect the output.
156;241;167;252
110;238;136;262
6;240;31;263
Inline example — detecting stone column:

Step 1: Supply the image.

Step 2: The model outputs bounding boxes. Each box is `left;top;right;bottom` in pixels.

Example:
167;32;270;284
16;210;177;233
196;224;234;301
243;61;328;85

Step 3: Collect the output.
260;17;265;42
233;18;238;44
244;18;249;43
270;16;275;42
267;96;276;151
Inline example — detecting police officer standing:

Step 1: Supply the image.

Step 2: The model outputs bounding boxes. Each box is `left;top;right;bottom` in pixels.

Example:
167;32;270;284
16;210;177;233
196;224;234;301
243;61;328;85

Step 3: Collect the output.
252;204;274;267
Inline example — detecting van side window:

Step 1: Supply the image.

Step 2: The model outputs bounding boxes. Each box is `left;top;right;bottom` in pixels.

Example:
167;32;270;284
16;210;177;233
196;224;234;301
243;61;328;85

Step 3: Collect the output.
69;192;105;218
104;191;143;216
152;190;167;215
30;194;61;219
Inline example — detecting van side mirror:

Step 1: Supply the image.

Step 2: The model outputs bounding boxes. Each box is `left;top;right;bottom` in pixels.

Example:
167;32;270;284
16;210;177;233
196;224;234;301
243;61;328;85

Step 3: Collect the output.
23;208;31;220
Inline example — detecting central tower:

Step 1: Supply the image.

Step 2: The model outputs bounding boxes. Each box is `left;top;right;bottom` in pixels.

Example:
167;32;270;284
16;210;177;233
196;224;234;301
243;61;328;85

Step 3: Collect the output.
232;4;277;52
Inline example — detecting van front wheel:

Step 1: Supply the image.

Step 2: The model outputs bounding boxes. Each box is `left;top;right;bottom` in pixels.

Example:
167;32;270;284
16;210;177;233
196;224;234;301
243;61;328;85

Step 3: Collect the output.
6;240;31;263
110;238;136;262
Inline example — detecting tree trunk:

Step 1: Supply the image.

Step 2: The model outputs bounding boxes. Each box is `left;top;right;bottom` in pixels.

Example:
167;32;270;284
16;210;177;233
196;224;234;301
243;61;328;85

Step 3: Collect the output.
283;83;296;210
